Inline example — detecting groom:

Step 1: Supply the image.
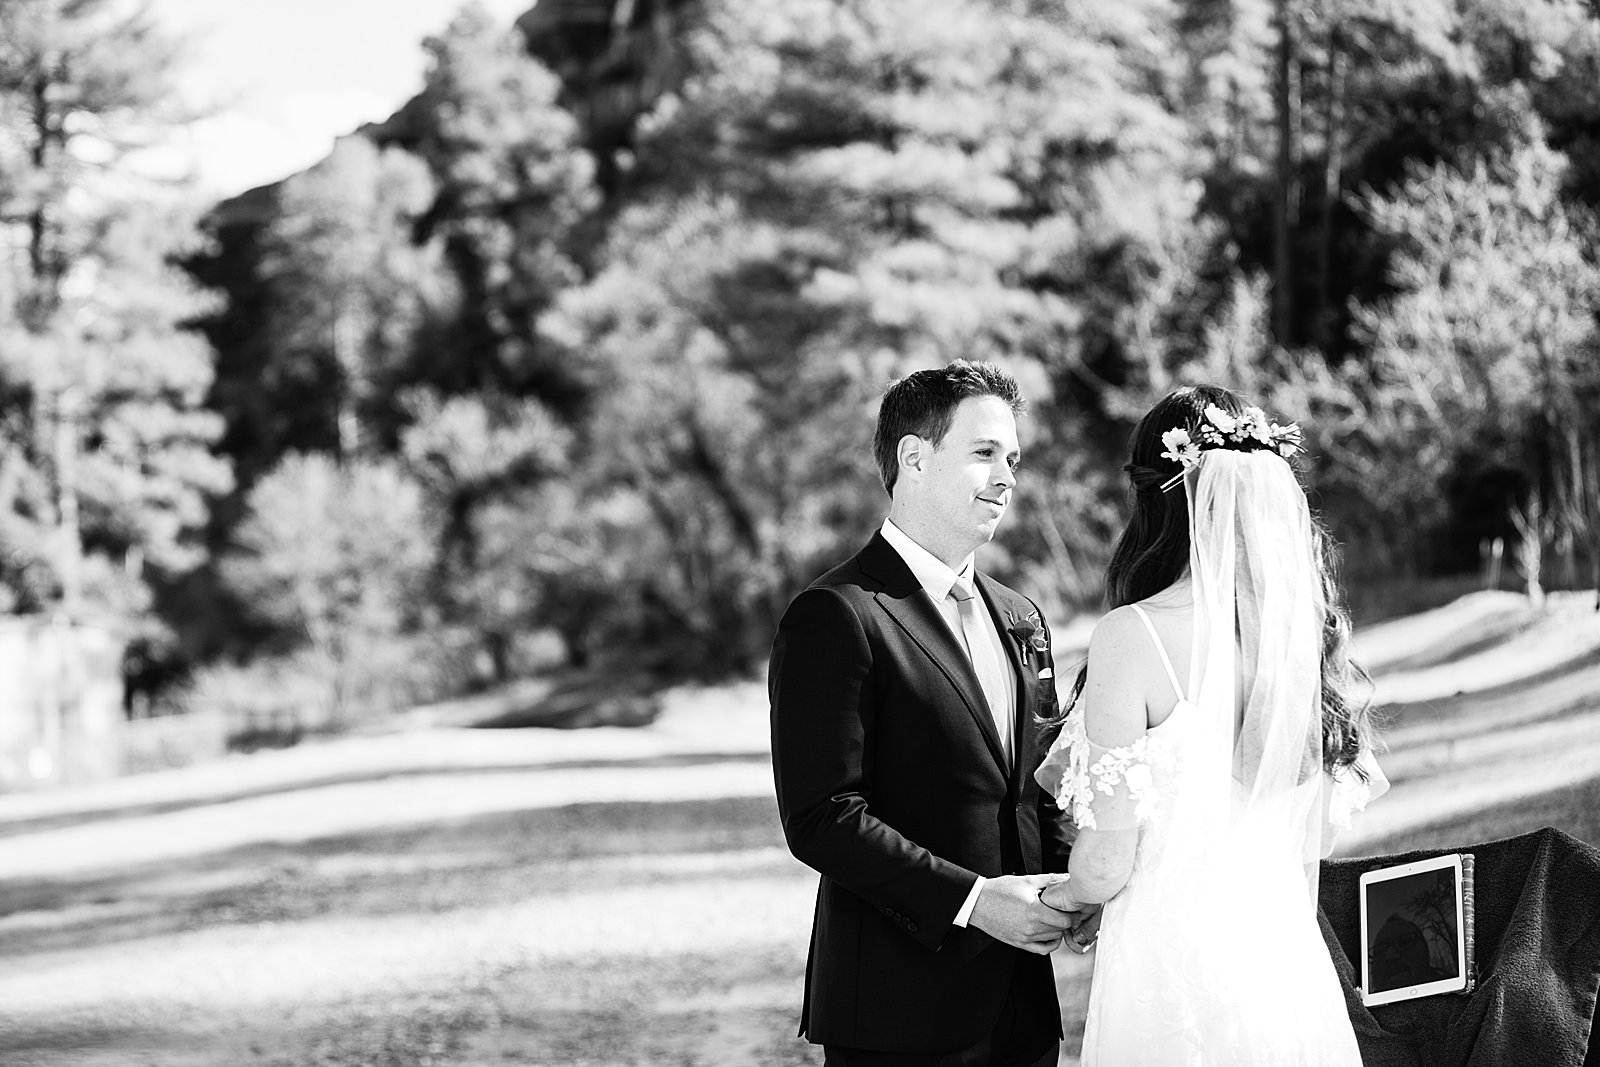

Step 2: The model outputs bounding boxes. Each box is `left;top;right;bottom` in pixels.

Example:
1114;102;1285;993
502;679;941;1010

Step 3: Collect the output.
770;360;1080;1066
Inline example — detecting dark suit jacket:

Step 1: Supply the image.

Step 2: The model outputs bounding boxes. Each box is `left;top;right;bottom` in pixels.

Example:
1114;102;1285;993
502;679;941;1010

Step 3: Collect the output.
769;531;1074;1054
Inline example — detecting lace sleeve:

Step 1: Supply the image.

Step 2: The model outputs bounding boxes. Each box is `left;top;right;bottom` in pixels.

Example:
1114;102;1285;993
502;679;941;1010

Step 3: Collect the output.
1035;714;1169;831
1327;749;1389;832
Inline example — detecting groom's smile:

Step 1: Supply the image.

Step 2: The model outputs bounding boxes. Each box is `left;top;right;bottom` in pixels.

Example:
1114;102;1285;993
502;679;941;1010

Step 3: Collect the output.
904;394;1021;563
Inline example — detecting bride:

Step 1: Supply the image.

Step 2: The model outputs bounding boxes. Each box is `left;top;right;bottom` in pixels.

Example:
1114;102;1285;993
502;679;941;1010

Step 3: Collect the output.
1036;384;1386;1066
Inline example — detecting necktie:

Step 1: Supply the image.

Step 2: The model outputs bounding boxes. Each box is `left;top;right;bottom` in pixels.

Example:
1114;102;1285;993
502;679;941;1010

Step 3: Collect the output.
950;577;1013;766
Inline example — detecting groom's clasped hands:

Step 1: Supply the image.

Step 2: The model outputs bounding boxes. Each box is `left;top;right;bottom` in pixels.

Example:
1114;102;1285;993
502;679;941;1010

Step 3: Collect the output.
968;874;1101;956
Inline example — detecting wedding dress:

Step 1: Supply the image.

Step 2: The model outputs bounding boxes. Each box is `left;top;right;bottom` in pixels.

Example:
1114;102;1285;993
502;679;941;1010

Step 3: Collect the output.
1037;451;1386;1067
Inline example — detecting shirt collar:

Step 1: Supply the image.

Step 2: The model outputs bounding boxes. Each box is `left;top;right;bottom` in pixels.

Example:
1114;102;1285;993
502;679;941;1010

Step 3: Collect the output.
880;518;975;603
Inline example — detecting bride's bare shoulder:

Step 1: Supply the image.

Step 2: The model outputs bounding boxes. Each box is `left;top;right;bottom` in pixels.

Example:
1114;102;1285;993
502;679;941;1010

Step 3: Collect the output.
1086;607;1155;674
1082;609;1153;743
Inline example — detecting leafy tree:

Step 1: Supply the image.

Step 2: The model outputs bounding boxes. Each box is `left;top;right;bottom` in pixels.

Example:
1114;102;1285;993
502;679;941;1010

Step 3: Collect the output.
539;0;1193;668
259;137;453;460
397;388;575;680
442;480;640;675
545;193;878;672
405;1;600;405
0;0;227;622
1352;120;1600;593
180;4;609;696
1176;0;1596;354
106;0;1600;708
223;454;440;719
1152;271;1408;579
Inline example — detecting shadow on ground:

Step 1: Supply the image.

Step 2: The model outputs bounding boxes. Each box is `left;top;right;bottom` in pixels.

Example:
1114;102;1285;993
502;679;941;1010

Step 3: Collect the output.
0;754;814;1066
0;788;787;958
1372;606;1538;674
1361;769;1600;858
469;672;667;730
5;596;1599;1067
0;751;768;843
1378;644;1600;738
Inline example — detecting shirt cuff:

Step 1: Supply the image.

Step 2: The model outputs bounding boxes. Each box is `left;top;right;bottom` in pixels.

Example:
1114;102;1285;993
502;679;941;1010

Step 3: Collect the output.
952;875;985;927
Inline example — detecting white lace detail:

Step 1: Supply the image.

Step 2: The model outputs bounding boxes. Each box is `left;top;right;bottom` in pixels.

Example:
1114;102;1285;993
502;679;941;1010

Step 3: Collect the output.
1042;712;1180;831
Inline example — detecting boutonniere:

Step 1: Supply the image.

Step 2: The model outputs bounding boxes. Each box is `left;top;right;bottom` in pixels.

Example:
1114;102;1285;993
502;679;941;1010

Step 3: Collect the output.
1006;614;1050;659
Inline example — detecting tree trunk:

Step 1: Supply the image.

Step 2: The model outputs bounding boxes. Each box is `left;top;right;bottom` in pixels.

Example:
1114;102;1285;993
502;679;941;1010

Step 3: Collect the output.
566;633;591;670
1569;431;1600;610
484;630;511;684
1273;0;1301;348
53;394;82;613
686;414;762;555
1512;490;1546;611
1315;27;1346;351
1592;551;1599;611
333;307;361;460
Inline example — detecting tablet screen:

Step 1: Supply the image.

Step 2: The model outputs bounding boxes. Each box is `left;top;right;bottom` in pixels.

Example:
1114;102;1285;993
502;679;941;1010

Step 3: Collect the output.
1362;858;1464;1002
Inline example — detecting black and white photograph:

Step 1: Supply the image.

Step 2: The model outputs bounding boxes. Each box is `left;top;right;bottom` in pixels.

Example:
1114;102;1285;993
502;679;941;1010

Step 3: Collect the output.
1;1;1599;1064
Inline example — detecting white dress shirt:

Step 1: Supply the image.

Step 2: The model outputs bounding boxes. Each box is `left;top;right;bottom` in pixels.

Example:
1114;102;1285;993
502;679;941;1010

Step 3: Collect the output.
879;519;1017;928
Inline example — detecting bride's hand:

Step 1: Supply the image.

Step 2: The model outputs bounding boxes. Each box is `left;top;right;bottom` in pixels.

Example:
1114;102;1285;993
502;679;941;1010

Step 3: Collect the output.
1037;877;1084;915
1038;878;1102;954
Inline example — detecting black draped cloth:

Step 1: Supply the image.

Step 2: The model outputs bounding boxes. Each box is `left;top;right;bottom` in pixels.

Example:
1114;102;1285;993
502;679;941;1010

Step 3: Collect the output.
1318;826;1600;1067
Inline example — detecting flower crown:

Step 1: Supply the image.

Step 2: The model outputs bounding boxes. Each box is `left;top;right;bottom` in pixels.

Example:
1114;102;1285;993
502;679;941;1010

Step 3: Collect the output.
1157;404;1303;492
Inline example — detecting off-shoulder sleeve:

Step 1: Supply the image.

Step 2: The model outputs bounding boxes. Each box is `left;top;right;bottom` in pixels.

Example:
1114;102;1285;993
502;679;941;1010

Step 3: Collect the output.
1034;714;1170;832
1327;748;1389;833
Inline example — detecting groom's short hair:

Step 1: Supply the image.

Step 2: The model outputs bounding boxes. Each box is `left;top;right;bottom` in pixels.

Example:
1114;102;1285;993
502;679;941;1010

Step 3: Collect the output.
874;359;1024;495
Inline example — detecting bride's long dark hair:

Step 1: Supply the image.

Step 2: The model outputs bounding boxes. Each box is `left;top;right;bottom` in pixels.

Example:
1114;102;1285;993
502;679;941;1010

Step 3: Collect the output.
1047;385;1374;775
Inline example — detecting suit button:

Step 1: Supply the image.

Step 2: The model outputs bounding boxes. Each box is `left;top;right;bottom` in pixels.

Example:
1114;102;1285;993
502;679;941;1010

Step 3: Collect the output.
907;922;919;932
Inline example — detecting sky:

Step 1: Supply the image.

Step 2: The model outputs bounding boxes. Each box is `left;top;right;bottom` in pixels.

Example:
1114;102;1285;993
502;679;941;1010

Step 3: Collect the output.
143;0;535;199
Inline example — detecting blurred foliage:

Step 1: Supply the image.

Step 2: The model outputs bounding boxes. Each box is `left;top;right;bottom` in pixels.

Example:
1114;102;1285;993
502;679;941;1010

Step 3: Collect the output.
260;137;454;460
0;0;230;672
222;453;448;721
537;0;1195;668
1354;111;1600;578
405;3;600;403
8;0;1600;717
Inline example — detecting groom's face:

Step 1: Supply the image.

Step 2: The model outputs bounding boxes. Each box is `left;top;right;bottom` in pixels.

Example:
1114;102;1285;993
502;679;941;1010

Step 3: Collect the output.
916;395;1020;550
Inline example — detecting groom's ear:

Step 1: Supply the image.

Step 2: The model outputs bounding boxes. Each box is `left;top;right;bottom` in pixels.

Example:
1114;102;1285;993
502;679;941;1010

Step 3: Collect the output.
896;433;925;483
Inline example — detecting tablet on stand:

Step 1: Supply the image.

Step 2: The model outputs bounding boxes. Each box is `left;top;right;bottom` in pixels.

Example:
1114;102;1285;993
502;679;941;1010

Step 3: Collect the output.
1358;852;1476;1008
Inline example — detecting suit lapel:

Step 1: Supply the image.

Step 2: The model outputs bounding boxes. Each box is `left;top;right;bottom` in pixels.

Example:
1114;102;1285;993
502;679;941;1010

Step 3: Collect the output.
859;535;1007;771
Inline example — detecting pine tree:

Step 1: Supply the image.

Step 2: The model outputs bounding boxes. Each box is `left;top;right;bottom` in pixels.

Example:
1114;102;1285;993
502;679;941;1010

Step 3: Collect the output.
406;1;600;406
0;0;228;618
397;388;575;680
223;453;437;720
1352;117;1600;586
259;137;452;460
1173;0;1596;354
542;0;1191;669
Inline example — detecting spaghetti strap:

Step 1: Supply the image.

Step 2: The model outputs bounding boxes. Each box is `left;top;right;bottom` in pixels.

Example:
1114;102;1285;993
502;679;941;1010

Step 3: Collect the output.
1129;604;1186;703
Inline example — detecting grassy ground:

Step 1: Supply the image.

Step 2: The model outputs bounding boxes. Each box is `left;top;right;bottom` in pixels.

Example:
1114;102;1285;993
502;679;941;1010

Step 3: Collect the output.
1;591;1596;1066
